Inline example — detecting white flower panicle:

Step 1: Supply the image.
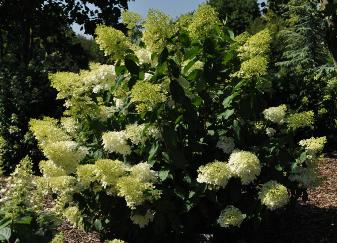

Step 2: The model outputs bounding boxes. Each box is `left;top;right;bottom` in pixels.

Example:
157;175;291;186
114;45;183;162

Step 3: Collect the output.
116;175;161;209
125;123;147;145
39;160;66;177
258;180;289;210
263;105;287;125
43;141;88;174
95;159;127;189
76;164;97;187
216;136;235;154
228;150;261;185
197;161;232;189
130;210;155;228
130;162;157;182
135;48;153;64
84;64;116;93
102;131;131;155
299;136;326;154
217;206;246;228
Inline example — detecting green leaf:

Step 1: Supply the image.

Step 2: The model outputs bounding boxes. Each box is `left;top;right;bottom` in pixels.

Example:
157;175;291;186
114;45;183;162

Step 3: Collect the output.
0;227;11;241
148;142;160;165
228;30;235;41
16;216;32;225
124;57;140;75
233;119;241;140
223;93;238;108
159;170;170;181
159;47;169;64
219;109;234;120
94;219;103;231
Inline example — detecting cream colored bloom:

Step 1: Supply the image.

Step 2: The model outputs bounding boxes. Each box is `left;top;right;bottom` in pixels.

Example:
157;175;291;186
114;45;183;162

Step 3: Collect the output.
228;150;261;185
263;105;287;125
102;131;131;155
197;161;232;189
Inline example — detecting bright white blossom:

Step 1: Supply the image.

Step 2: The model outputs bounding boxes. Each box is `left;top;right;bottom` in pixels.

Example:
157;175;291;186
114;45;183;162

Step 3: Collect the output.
197;161;232;189
258;181;289;210
217;206;246;228
130;162;157;182
228;150;261;185
102;131;131;155
216;136;235;154
263;105;287;125
130;210;155;228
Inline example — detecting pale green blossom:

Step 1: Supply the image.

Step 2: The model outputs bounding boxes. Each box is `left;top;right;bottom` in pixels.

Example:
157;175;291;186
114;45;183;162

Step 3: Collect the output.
197;161;232;189
258;181;289;210
42;141;88;173
95;159;128;190
130;210;155;228
142;9;175;52
130;80;167;113
299;136;326;155
95;25;131;59
188;4;220;40
217;206;246;228
287;111;314;130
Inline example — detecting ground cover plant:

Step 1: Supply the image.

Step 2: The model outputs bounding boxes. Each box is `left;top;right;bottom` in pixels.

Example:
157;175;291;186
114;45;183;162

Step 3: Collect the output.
0;3;335;243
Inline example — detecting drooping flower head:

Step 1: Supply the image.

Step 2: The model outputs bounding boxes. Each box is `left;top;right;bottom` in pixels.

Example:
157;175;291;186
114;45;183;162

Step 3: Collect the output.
42;141;88;174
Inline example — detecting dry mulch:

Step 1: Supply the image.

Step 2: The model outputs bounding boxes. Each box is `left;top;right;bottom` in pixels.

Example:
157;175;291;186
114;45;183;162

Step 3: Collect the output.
260;154;337;243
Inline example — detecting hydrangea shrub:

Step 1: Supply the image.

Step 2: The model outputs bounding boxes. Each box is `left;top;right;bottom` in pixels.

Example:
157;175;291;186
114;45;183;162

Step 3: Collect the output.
28;5;326;242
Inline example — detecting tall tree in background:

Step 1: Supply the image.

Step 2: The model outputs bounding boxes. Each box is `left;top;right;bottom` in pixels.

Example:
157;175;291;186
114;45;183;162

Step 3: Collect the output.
0;0;129;173
207;0;260;33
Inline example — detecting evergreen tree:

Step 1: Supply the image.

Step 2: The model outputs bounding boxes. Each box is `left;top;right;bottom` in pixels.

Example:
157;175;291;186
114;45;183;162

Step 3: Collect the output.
207;0;261;33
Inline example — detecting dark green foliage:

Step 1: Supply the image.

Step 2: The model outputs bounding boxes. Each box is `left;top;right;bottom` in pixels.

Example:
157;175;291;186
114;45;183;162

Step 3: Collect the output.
207;0;261;33
0;0;129;173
